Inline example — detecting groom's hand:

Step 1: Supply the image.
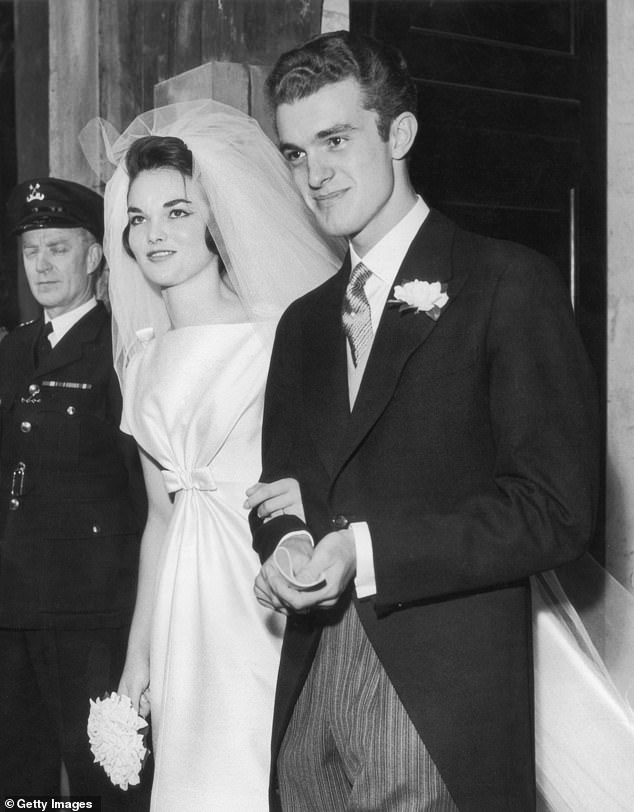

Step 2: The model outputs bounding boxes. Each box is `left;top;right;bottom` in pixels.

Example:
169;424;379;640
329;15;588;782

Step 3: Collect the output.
254;530;356;613
292;529;356;609
254;534;315;615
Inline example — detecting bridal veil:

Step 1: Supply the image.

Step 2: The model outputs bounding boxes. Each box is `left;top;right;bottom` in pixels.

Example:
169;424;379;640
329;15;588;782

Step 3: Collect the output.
80;99;344;383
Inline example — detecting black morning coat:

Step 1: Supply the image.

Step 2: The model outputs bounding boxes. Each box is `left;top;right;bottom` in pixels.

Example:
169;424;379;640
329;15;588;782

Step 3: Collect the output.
0;302;145;629
252;210;600;811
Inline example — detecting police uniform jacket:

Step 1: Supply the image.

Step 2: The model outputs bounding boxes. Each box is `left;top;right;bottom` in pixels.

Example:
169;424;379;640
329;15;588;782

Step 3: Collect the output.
0;302;143;629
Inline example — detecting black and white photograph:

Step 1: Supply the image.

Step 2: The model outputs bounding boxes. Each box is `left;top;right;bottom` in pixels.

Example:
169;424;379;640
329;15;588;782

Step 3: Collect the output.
0;2;631;811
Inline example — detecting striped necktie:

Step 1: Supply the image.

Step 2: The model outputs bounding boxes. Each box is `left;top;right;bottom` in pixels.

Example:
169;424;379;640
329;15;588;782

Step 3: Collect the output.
342;261;373;367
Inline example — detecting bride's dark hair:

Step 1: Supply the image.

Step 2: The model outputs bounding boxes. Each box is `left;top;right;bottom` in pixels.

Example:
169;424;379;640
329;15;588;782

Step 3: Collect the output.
122;134;219;259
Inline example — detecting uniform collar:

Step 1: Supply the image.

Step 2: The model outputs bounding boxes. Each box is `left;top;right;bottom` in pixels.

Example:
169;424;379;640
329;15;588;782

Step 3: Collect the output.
45;297;97;346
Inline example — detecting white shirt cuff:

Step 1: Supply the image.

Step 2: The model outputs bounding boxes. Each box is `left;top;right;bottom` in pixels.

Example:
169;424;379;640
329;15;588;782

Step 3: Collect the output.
351;521;376;598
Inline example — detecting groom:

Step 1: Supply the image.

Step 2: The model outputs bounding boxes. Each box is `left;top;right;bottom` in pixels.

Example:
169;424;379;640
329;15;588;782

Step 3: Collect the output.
251;31;599;811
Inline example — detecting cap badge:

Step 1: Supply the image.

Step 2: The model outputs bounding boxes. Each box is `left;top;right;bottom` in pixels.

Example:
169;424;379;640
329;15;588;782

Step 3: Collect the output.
26;183;45;203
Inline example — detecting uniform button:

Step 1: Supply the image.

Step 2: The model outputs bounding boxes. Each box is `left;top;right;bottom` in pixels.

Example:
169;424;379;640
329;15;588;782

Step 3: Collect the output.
28;384;40;395
20;421;32;433
66;405;76;416
91;524;101;534
9;498;20;510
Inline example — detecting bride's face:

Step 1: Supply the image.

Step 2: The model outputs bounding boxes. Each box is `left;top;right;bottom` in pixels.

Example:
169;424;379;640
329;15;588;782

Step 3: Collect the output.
126;167;215;288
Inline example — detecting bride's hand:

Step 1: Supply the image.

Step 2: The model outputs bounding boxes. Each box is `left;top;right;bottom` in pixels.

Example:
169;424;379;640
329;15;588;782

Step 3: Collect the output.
119;656;151;718
244;477;305;522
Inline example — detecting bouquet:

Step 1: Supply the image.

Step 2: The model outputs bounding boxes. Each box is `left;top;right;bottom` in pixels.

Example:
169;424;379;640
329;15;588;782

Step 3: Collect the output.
87;691;149;790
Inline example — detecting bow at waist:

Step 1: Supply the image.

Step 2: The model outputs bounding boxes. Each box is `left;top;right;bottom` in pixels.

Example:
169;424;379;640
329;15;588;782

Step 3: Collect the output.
161;466;217;494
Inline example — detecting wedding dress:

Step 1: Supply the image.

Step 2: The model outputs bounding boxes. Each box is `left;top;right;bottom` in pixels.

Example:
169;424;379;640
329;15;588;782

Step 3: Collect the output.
122;323;284;811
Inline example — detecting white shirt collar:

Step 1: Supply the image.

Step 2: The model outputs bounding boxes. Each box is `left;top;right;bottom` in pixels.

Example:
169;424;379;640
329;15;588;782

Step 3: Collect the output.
349;196;429;285
45;297;97;345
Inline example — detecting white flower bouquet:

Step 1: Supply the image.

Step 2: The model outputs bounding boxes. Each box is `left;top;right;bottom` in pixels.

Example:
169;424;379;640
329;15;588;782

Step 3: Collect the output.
87;691;149;790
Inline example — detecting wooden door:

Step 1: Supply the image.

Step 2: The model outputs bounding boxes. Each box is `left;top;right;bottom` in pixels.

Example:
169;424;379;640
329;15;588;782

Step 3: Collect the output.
99;0;325;137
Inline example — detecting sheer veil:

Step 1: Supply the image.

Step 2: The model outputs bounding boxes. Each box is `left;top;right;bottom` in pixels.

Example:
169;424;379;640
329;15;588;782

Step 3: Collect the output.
532;559;634;810
80;99;345;384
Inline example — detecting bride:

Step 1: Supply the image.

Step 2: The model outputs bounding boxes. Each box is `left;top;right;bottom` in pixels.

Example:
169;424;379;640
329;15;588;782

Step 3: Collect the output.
93;100;343;811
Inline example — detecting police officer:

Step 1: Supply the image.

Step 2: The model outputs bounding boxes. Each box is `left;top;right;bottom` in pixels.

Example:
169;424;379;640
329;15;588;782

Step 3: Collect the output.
0;178;148;807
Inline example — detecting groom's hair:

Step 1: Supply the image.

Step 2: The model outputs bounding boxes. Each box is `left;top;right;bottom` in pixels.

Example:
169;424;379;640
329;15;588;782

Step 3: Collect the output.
265;30;417;141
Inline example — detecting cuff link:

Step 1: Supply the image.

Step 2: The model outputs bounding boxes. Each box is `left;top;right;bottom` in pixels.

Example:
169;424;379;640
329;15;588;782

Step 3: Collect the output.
331;514;352;530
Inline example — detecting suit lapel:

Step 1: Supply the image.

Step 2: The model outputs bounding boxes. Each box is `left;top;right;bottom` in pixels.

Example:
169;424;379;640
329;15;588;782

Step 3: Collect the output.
35;303;106;378
334;210;469;474
302;260;351;476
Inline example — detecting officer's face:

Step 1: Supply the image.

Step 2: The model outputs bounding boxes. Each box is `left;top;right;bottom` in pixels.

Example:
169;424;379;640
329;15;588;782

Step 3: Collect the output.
126;168;215;290
21;227;101;318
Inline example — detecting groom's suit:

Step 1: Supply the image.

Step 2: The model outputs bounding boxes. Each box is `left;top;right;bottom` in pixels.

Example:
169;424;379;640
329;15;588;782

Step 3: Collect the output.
253;210;599;810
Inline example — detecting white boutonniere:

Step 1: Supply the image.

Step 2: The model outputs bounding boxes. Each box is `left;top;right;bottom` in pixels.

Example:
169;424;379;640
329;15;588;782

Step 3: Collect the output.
389;280;449;321
87;692;149;790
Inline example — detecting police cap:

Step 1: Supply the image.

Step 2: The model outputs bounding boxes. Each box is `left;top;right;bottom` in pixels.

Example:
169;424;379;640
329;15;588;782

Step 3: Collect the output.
7;177;104;242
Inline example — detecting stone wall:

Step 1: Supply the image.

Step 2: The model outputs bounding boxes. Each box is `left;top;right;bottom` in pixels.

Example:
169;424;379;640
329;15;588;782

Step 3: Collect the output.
606;0;634;591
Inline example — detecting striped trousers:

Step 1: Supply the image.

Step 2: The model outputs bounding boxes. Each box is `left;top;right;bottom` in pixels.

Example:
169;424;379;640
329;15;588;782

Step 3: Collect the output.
278;600;458;811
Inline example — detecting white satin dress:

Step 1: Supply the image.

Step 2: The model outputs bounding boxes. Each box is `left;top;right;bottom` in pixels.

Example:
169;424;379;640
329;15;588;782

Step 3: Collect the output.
122;323;285;812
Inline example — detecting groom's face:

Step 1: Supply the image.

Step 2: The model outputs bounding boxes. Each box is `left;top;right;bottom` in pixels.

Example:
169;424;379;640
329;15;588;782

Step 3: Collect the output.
276;77;398;253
